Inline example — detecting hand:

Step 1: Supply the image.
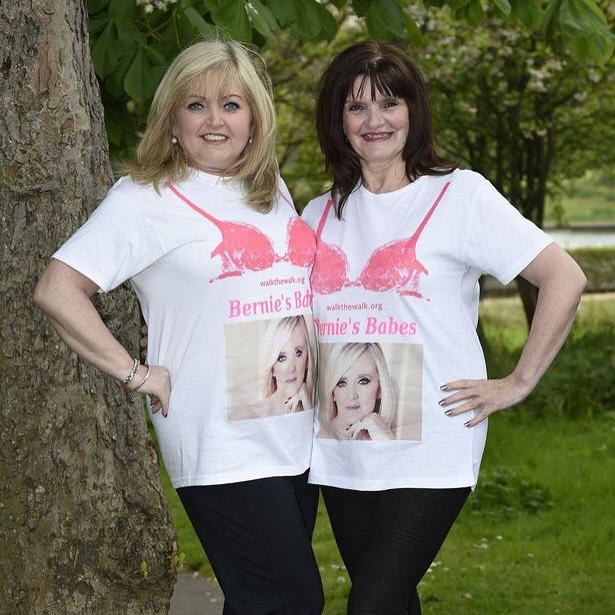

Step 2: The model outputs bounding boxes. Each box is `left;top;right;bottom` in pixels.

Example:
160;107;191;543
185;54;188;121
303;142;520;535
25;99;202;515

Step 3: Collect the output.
284;384;309;413
347;413;395;440
136;364;171;417
439;373;531;427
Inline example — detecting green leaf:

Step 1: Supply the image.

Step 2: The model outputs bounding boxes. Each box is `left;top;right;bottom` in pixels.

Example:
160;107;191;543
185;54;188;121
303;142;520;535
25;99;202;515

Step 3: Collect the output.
295;0;336;41
544;0;614;64
559;0;610;36
123;47;147;101
266;0;299;26
184;6;218;37
246;0;279;38
210;0;252;42
510;0;543;30
445;0;472;9
352;0;370;17
371;0;405;38
108;0;137;19
542;0;561;41
123;46;164;101
91;21;117;78
456;0;484;26
366;3;393;39
87;0;110;16
492;0;512;17
403;13;424;45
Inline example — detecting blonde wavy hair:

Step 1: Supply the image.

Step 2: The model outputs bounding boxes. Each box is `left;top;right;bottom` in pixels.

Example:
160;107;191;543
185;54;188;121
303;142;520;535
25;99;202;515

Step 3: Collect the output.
124;38;279;212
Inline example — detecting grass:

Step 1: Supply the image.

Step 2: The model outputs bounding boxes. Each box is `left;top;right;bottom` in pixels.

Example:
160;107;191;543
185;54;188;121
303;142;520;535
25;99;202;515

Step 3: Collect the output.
159;293;615;614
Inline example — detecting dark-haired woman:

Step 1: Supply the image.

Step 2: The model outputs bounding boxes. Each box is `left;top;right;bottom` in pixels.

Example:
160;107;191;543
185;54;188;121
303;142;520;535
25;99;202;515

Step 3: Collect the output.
302;41;585;614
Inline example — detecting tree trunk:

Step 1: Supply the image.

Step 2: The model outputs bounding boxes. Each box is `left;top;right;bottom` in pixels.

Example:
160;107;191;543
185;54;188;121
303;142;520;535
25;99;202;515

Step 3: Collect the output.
516;275;538;330
0;2;176;613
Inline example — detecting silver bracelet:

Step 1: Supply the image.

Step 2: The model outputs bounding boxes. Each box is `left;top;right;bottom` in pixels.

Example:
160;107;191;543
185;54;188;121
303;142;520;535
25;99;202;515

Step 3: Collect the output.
132;365;151;394
122;358;140;385
121;358;140;401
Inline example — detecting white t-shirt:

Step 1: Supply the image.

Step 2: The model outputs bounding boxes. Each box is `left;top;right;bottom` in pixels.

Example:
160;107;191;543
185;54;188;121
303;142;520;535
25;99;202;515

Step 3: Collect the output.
302;169;552;490
54;171;318;488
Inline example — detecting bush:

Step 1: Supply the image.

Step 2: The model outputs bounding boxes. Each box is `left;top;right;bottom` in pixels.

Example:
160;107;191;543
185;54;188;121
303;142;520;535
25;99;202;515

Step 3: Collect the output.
468;466;553;519
569;247;615;293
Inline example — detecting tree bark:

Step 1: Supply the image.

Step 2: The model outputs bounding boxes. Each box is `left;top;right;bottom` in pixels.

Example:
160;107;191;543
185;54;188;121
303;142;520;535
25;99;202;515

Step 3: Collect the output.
0;2;176;613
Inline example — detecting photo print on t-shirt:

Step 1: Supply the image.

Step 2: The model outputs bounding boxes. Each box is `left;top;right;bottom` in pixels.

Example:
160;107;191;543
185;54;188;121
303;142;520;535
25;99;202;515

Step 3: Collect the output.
225;314;317;420
316;342;422;441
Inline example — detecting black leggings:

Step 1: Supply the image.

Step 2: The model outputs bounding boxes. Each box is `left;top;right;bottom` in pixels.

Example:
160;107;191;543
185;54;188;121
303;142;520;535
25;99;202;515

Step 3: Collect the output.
322;485;470;615
178;471;324;615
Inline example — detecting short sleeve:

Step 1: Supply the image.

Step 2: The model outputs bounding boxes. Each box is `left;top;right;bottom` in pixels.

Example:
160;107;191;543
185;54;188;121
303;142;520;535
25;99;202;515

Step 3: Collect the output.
52;178;164;292
460;173;553;285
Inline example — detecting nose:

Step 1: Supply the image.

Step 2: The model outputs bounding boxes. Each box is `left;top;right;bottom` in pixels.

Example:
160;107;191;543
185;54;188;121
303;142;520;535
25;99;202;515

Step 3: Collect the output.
204;105;223;127
366;104;384;128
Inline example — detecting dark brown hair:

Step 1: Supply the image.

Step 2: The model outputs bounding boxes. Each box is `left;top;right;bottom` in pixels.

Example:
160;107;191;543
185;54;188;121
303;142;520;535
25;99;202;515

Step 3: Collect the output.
316;41;456;217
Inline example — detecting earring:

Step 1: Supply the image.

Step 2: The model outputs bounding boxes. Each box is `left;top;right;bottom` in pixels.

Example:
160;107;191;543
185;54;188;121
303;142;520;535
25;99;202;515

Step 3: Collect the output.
248;135;253;144
171;135;178;145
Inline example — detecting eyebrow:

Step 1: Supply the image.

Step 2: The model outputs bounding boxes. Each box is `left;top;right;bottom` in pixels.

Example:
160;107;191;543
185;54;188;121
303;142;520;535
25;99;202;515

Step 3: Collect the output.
187;93;244;100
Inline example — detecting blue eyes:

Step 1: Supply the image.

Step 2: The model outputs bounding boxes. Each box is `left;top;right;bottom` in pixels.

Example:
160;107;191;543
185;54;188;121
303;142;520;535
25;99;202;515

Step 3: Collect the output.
336;376;371;388
276;348;304;363
186;100;241;112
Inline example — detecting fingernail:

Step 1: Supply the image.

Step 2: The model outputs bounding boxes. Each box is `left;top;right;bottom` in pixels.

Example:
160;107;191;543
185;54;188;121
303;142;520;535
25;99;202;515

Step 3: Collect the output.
464;421;472;427
445;410;453;416
438;399;447;407
440;385;448;392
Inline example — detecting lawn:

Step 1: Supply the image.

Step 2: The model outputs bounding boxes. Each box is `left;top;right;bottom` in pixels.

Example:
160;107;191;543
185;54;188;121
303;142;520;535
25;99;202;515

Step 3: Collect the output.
159;292;615;614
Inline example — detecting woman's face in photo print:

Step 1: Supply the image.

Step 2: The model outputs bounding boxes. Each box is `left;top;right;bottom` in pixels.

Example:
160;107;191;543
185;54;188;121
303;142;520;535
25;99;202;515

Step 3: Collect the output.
332;350;381;424
271;322;309;398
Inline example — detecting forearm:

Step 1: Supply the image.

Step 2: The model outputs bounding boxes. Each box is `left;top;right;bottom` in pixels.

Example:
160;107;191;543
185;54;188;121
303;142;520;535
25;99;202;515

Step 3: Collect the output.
35;260;136;381
511;248;586;393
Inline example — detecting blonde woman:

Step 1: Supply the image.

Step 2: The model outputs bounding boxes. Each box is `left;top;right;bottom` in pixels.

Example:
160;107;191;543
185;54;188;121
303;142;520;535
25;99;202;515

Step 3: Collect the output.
258;315;315;415
319;343;395;440
35;39;323;614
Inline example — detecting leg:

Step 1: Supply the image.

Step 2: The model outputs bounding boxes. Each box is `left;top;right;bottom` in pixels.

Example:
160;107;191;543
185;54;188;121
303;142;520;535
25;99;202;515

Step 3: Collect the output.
322;486;470;615
178;471;323;615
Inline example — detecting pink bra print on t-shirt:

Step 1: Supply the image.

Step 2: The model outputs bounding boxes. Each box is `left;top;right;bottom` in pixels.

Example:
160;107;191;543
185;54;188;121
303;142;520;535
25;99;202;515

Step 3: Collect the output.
311;181;451;298
167;184;316;282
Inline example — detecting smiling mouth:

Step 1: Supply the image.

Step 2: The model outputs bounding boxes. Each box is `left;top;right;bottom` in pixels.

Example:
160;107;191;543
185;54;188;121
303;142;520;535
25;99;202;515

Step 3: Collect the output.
362;132;392;141
201;134;227;142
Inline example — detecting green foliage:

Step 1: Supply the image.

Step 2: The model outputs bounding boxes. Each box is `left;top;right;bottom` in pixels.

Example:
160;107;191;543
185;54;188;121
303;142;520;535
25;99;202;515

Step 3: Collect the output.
87;0;613;162
523;322;615;419
481;293;615;420
419;3;614;229
468;466;554;518
570;247;615;293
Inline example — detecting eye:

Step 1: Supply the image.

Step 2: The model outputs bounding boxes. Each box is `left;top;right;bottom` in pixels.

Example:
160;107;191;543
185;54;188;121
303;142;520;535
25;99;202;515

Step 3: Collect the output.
346;103;365;113
358;376;372;385
187;101;203;111
335;378;347;388
223;100;240;111
294;348;304;358
276;352;287;363
382;100;398;109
